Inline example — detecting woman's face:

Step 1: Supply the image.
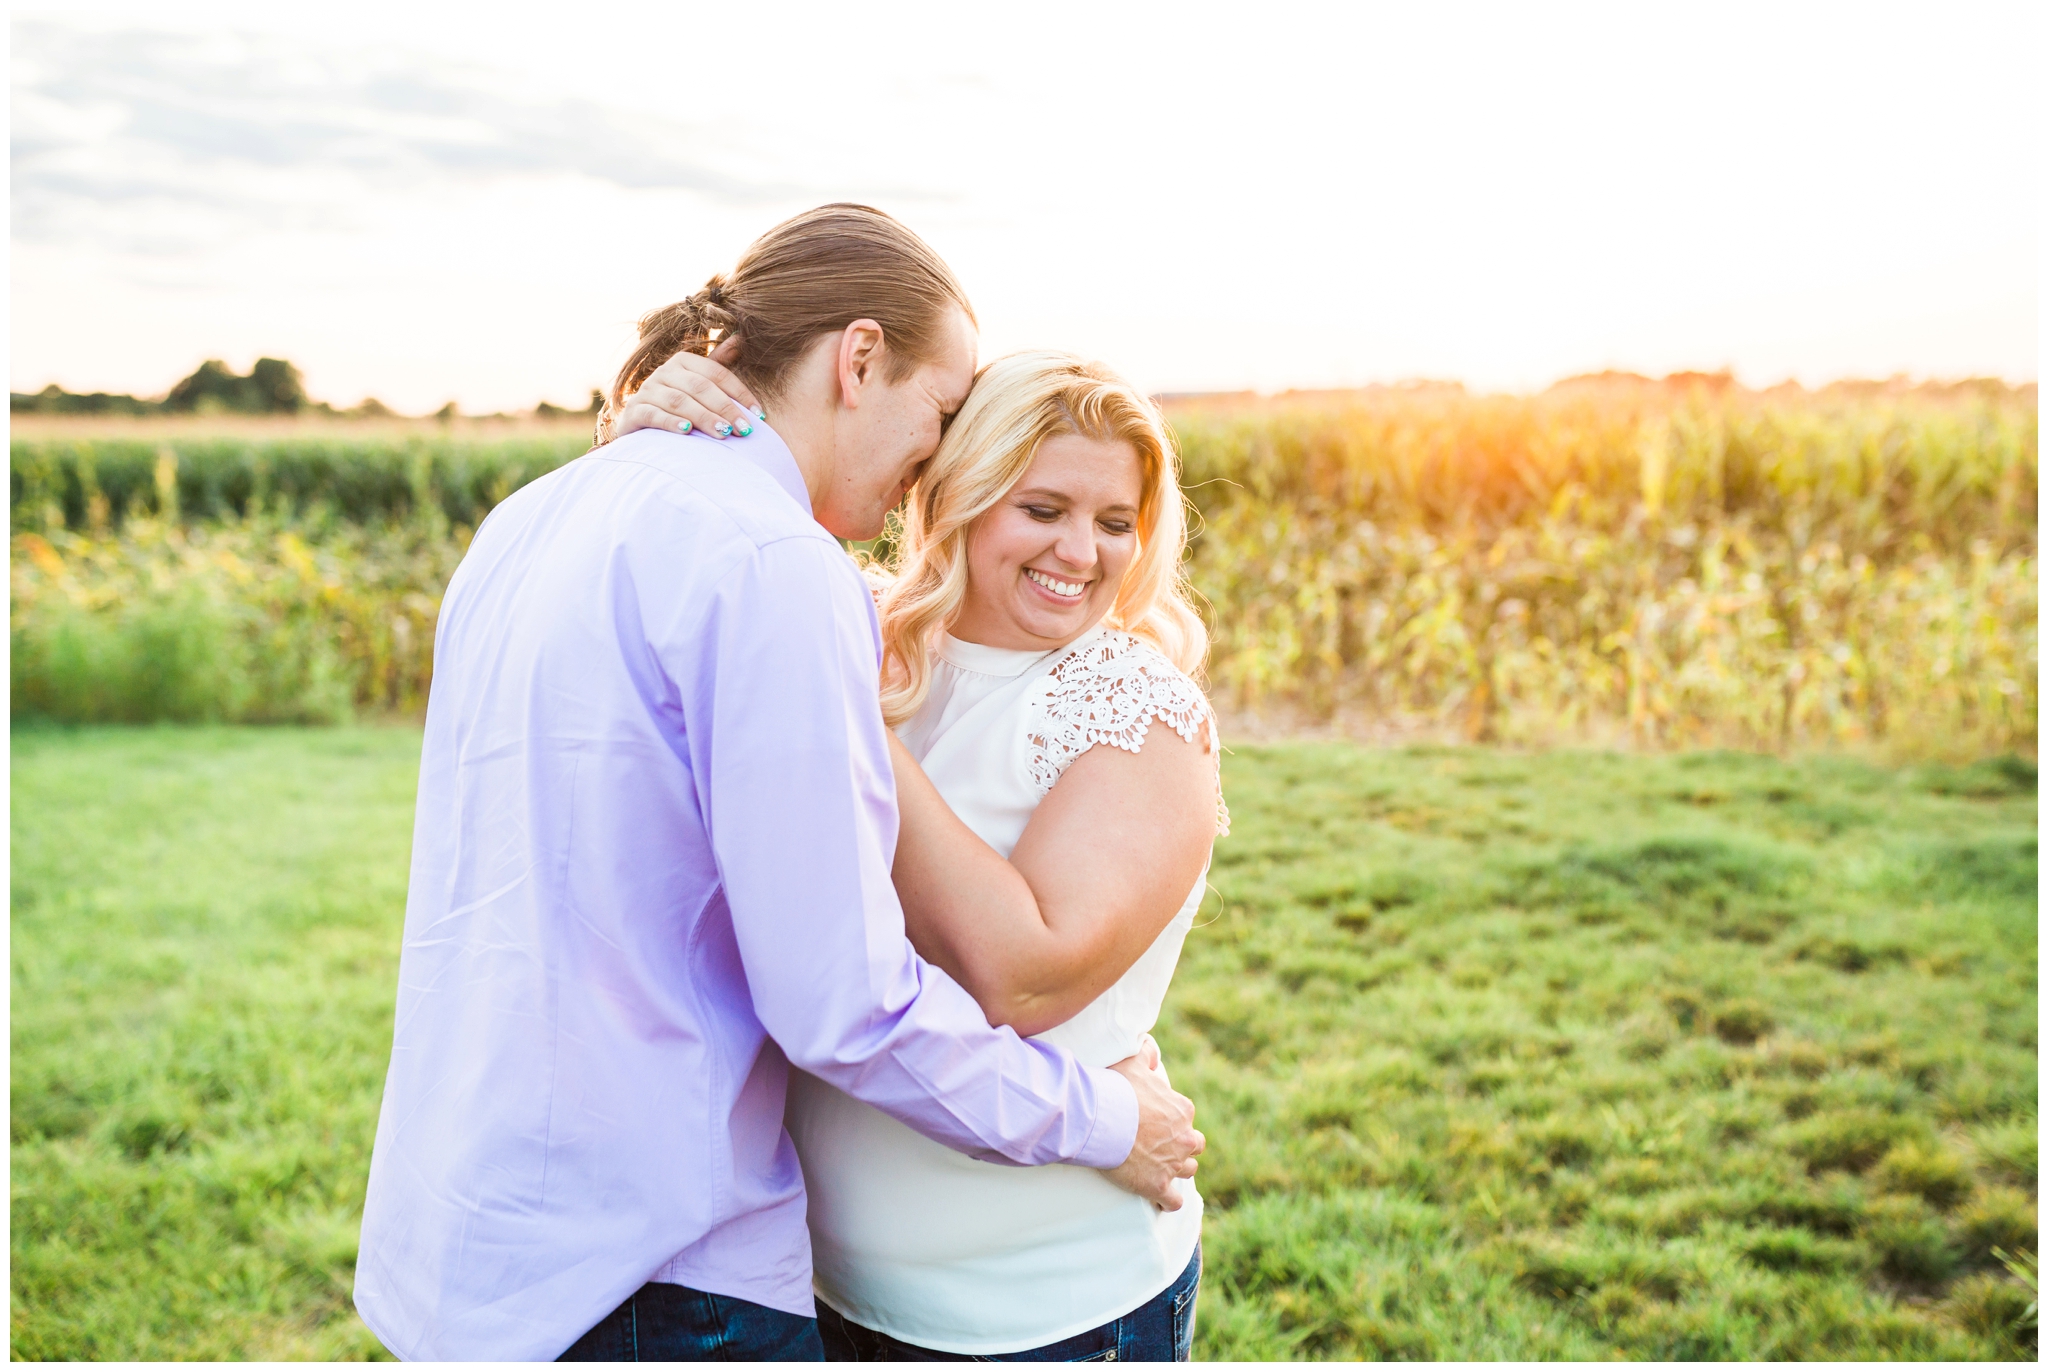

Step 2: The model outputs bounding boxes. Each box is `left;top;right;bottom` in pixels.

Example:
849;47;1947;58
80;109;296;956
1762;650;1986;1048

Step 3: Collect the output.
949;431;1145;652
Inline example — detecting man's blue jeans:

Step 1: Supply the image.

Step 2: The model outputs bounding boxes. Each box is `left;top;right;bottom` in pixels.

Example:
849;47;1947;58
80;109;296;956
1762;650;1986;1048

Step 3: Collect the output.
559;1281;824;1361
815;1244;1201;1362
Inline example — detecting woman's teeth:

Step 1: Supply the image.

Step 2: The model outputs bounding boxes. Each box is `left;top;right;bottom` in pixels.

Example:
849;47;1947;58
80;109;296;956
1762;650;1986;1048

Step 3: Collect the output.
1025;568;1086;599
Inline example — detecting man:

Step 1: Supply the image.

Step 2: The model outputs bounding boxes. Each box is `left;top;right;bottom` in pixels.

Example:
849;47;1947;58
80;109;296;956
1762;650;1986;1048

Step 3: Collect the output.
354;205;1202;1361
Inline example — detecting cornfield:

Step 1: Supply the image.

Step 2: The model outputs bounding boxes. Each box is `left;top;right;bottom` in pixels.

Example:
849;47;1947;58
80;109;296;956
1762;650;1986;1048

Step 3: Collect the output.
11;379;2037;754
1173;379;2036;752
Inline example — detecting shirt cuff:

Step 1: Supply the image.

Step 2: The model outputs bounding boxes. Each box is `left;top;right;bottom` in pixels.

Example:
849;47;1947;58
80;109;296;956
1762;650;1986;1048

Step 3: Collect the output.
1074;1066;1140;1170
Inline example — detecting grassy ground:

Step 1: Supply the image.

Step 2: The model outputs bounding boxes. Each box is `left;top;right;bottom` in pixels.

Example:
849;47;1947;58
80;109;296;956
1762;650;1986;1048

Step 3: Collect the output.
10;727;414;1359
1174;743;2038;1358
10;728;2038;1359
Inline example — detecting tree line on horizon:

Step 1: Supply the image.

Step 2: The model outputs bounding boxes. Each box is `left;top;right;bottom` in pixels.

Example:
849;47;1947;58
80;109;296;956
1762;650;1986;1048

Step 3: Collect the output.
13;357;2032;425
10;358;605;422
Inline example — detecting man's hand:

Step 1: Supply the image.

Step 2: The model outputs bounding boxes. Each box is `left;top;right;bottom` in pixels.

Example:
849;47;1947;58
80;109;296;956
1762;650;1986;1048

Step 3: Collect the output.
611;339;762;441
1099;1038;1204;1210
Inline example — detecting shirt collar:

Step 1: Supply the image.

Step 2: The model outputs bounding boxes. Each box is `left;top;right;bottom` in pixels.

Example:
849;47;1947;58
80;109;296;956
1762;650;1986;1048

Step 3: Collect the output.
938;635;1053;678
724;420;811;515
939;622;1109;678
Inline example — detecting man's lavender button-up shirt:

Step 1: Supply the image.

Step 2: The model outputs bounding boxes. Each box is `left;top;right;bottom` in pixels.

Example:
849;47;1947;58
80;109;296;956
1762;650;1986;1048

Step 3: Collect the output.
353;425;1138;1362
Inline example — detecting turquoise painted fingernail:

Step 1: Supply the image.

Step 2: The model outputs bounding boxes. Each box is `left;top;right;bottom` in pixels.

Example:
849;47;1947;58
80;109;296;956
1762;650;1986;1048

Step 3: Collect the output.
678;418;691;433
715;421;733;437
736;420;753;436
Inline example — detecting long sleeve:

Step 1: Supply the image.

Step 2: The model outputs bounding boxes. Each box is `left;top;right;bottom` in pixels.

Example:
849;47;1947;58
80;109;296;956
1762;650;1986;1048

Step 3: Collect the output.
680;535;1138;1170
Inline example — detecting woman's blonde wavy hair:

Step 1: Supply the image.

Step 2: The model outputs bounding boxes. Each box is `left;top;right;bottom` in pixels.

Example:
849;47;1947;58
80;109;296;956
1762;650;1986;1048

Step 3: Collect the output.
873;351;1208;727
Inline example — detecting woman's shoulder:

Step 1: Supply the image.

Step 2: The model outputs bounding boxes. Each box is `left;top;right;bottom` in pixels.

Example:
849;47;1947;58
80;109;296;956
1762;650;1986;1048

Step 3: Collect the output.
1025;630;1218;796
1040;630;1210;721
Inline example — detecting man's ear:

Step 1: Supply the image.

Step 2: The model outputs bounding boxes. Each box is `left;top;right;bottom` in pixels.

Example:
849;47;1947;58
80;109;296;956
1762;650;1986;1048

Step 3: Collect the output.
836;320;886;409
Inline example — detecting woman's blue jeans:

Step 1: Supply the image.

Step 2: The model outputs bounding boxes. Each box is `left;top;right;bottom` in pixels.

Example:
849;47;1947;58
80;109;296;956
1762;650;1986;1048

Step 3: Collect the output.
816;1244;1201;1362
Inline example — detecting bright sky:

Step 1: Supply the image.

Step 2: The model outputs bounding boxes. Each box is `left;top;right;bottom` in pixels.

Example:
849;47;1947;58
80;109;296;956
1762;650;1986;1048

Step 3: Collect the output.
10;1;2040;413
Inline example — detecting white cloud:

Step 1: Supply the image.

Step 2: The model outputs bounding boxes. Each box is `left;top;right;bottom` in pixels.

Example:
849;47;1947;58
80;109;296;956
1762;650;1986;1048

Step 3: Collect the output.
11;22;791;253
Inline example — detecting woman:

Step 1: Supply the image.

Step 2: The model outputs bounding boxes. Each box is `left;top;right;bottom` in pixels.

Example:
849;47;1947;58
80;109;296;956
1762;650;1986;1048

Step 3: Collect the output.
621;349;1227;1361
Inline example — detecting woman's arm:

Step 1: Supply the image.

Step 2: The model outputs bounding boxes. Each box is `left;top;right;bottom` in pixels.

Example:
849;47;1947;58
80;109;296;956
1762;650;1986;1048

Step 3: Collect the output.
888;728;1217;1038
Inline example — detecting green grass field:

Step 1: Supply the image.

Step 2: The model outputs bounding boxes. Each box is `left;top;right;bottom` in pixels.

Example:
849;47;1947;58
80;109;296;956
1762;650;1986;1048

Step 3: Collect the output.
10;728;2038;1359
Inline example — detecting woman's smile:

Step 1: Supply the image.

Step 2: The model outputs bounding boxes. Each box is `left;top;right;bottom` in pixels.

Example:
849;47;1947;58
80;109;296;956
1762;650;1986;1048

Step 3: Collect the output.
1024;567;1090;600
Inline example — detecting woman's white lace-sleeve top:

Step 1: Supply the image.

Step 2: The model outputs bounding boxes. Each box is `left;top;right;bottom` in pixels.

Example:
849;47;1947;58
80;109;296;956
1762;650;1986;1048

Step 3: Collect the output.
784;624;1224;1356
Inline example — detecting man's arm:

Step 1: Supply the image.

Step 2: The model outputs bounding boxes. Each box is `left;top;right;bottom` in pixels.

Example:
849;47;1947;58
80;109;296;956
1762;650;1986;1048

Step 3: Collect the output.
677;537;1199;1197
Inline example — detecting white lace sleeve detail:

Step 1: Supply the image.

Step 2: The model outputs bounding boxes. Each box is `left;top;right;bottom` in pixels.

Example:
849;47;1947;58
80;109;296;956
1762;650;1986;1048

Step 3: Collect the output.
1026;632;1231;836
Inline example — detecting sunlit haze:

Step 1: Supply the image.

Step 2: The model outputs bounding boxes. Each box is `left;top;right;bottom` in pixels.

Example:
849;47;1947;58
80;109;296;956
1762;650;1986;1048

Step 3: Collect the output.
11;1;2040;414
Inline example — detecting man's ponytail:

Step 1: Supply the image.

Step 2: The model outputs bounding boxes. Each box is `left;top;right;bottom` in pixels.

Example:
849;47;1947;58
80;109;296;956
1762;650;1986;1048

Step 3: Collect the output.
595;278;742;443
597;205;974;447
